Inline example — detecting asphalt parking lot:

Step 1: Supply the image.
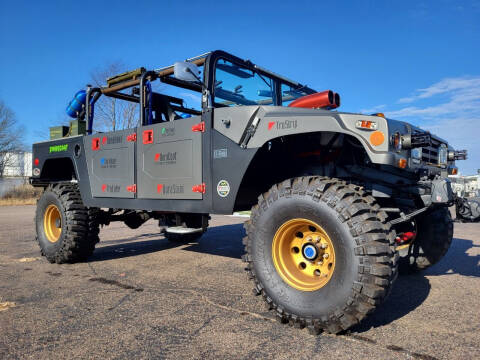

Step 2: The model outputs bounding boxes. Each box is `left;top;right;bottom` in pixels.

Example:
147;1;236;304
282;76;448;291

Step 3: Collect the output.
1;205;479;359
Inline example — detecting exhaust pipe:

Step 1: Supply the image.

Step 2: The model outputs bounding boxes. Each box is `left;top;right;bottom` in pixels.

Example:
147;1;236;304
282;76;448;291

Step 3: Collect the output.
288;90;334;109
288;90;340;110
332;92;341;109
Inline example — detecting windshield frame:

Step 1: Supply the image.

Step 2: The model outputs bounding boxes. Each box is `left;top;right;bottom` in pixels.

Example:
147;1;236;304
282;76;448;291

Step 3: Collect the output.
203;51;317;108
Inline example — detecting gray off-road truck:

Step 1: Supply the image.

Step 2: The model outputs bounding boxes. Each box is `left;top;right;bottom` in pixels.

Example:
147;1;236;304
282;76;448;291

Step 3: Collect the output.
31;50;468;334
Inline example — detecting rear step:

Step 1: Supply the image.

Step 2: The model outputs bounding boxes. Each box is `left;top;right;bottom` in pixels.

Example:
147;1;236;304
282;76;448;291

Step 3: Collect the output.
165;226;203;234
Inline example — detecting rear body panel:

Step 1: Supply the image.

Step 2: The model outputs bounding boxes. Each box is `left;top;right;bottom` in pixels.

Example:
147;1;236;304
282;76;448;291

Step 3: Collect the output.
32;112;214;213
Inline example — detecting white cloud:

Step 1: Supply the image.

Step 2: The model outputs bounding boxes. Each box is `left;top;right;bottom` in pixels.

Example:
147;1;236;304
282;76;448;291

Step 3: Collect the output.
398;96;417;104
389;76;480;120
387;94;480;118
397;77;480;104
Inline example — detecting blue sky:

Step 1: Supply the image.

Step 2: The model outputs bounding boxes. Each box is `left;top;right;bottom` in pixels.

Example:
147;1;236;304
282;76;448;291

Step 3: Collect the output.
1;0;479;174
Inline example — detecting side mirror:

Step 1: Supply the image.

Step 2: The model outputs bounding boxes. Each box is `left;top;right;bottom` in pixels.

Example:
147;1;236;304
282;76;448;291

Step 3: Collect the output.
174;62;201;82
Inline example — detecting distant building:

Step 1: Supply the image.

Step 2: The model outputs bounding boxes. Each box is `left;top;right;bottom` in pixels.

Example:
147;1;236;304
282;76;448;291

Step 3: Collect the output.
0;151;32;177
449;174;480;198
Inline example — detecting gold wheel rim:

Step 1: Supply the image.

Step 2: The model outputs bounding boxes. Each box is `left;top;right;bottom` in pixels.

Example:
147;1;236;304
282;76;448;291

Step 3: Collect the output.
272;218;336;291
43;204;62;243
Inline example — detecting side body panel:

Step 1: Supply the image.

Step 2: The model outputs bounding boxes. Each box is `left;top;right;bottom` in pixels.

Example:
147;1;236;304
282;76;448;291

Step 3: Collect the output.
33;106;436;215
136;116;203;200
213;106;397;166
74;110;213;212
83;129;135;198
31;121;255;214
31;135;88;184
209;106;400;214
210;130;257;213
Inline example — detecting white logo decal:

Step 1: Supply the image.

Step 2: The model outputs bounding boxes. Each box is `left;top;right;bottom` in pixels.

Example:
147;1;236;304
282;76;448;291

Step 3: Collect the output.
217;180;230;197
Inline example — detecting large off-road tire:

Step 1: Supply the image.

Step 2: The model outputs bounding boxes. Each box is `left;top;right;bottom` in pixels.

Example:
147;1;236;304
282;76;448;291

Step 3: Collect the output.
35;183;100;263
398;207;453;274
243;177;397;334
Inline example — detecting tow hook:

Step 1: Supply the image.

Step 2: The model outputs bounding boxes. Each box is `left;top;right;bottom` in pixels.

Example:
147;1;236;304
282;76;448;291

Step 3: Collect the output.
395;231;416;245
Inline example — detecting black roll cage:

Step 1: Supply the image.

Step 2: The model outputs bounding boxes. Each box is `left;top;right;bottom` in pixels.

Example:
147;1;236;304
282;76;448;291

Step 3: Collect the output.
85;50;316;134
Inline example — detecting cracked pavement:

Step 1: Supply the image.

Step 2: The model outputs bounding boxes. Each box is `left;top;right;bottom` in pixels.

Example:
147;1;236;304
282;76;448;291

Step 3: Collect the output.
1;205;479;359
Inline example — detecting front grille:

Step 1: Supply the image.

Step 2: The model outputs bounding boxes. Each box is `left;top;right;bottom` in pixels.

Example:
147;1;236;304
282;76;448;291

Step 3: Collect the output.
421;138;441;164
411;129;442;165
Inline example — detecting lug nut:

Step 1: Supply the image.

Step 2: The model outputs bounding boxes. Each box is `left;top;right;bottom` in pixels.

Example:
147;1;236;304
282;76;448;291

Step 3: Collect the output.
317;261;323;265
323;253;329;259
321;243;328;249
306;236;313;242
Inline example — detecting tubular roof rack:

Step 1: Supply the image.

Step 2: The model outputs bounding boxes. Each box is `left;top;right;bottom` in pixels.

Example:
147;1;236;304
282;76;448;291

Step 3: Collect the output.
102;53;211;95
106;67;146;87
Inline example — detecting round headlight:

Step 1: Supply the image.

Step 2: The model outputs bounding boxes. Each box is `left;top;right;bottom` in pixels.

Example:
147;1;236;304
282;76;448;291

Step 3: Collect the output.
438;144;447;165
411;148;422;159
411;148;422;164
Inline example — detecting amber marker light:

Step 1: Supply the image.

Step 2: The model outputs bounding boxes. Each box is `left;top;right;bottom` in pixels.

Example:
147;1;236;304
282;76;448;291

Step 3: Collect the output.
369;131;385;146
356;120;378;130
449;167;458;175
398;158;407;169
